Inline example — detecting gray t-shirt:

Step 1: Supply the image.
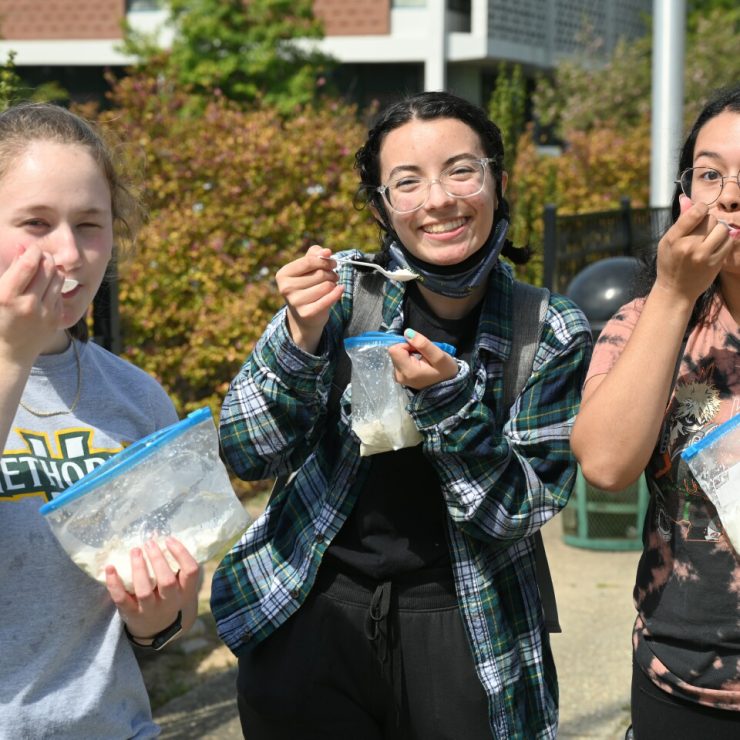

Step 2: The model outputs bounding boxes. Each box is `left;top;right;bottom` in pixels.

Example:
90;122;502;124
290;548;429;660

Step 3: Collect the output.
1;339;178;739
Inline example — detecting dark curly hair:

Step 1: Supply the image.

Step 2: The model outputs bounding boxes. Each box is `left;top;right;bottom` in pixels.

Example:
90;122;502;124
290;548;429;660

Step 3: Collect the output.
635;83;740;329
354;90;529;266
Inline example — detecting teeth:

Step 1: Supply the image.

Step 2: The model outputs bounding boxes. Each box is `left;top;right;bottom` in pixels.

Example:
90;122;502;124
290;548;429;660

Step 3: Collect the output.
423;218;466;234
62;279;79;293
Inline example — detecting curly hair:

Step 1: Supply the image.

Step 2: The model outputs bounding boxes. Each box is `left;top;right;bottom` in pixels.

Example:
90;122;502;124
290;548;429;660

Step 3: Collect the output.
354;90;529;265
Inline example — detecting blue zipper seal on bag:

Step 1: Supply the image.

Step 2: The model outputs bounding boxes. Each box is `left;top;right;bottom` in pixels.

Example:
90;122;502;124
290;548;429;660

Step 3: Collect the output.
39;407;213;515
681;413;740;462
344;331;457;357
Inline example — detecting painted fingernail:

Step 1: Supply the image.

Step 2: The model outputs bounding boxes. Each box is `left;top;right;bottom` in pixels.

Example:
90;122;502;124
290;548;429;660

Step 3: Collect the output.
404;328;416;340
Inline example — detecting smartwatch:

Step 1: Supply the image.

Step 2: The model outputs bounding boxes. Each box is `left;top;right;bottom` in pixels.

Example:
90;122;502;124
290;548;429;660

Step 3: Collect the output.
124;610;183;651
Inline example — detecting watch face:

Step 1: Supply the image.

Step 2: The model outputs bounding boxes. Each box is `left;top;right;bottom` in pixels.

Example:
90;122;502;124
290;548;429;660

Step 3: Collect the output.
151;611;183;651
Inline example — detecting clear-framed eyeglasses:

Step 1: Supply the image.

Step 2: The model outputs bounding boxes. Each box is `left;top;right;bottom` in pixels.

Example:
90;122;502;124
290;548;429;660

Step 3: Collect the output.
376;157;495;214
676;167;740;205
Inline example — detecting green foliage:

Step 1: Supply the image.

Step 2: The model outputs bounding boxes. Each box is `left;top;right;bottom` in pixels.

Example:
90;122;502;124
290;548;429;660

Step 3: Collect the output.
102;74;376;415
487;63;527;173
532;34;652;140
0;51;23;111
0;50;69;108
123;0;336;112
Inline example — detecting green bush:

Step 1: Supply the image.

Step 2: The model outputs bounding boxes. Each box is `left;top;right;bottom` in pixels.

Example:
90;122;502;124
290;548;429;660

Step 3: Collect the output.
102;75;376;418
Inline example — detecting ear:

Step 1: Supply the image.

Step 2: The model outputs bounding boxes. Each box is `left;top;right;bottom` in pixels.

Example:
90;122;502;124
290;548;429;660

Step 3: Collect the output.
500;170;509;197
369;201;382;223
369;200;392;231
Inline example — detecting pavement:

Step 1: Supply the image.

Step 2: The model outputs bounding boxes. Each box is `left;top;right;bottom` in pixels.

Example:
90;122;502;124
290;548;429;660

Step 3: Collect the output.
153;517;640;739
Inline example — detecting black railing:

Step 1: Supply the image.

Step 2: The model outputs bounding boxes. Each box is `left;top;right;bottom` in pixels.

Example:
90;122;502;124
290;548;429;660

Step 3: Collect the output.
91;267;121;354
543;197;672;294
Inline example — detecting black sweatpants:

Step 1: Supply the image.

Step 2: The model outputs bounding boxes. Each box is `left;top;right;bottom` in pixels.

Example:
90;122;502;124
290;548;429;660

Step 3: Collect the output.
236;566;492;739
631;660;740;739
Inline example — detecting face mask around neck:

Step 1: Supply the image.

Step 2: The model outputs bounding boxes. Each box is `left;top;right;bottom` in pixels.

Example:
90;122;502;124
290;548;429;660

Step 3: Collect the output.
387;218;509;298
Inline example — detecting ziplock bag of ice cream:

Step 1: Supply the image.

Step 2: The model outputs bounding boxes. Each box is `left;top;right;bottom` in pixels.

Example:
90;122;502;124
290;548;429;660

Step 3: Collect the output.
682;414;740;551
40;407;251;591
343;332;457;457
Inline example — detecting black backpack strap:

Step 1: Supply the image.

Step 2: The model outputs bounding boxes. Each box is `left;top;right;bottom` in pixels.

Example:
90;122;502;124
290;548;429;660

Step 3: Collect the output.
272;268;385;497
506;281;561;633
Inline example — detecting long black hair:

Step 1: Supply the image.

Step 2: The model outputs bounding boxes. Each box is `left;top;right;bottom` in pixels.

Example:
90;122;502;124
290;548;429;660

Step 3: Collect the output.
354;90;530;265
635;84;740;328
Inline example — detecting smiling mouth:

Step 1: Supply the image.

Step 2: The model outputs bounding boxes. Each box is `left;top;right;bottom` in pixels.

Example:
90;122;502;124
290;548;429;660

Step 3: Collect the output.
422;217;468;234
62;278;79;295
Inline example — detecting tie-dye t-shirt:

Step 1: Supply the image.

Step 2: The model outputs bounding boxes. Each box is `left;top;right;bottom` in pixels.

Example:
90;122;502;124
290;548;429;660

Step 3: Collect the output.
587;294;740;710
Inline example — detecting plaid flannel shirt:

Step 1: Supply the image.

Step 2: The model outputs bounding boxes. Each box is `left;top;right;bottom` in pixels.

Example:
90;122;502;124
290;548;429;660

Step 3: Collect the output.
212;253;592;739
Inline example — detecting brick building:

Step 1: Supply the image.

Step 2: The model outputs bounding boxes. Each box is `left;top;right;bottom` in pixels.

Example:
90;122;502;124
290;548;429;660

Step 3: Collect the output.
1;0;652;106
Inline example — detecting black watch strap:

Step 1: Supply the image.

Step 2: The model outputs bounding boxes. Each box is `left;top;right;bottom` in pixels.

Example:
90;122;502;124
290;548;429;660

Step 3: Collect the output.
124;610;183;651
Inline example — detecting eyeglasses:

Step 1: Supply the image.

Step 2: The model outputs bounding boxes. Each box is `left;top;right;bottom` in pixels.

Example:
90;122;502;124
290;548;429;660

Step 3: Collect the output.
676;167;740;205
376;157;495;214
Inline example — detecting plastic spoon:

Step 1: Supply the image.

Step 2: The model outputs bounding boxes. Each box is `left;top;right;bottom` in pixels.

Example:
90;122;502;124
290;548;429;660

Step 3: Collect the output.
321;256;419;282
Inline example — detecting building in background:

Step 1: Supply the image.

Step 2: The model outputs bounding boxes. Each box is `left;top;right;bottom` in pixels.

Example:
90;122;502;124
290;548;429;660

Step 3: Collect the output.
0;0;651;107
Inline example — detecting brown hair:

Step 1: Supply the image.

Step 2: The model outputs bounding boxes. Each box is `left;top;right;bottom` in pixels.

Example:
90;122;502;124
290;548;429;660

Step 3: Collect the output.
0;102;143;339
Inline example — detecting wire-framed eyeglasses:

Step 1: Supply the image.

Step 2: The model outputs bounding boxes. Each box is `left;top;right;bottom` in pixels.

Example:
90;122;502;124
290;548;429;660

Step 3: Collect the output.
376;157;495;214
676;167;740;205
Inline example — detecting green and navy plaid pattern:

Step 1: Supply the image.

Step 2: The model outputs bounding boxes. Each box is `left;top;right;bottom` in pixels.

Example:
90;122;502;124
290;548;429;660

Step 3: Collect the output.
212;253;592;739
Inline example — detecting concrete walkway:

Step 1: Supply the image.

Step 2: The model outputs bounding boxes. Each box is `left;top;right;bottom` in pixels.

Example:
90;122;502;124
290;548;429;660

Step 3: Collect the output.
154;518;640;739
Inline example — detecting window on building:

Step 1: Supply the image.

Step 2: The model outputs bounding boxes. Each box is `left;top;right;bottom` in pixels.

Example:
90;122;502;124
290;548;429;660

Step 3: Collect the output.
126;0;164;11
392;0;427;7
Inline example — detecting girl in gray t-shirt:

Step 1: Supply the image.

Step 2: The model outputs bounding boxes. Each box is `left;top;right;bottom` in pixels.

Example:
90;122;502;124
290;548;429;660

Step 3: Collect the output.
0;103;200;738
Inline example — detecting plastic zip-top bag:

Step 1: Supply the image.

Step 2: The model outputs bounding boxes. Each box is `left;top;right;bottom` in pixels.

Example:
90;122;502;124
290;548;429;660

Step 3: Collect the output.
681;414;740;551
40;407;251;591
343;331;457;457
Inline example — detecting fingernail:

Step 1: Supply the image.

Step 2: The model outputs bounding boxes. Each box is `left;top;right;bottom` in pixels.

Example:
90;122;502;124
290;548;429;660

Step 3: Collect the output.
404;328;416;340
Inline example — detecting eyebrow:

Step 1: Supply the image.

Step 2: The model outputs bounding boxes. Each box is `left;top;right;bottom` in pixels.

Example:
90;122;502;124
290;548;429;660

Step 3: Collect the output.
15;205;107;217
386;152;481;180
693;149;725;164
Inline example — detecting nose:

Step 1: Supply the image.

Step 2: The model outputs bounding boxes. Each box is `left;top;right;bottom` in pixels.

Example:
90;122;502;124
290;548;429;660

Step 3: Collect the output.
425;179;455;209
47;224;83;270
716;174;740;212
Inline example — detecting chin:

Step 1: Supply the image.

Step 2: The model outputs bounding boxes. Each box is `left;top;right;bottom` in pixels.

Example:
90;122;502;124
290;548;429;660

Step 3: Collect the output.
428;244;478;265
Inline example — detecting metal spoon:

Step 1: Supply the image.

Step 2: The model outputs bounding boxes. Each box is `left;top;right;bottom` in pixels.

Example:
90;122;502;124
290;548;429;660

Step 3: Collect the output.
321;256;419;282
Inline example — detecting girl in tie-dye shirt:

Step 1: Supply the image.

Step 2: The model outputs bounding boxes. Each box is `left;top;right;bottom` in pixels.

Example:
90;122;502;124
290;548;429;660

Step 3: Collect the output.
572;84;740;740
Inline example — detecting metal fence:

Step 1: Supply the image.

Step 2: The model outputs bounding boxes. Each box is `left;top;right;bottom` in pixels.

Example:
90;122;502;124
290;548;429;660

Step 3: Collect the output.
542;196;672;294
91;266;121;354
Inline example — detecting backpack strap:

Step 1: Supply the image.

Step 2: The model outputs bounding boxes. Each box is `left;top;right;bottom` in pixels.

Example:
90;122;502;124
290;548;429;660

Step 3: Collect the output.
272;268;384;497
505;281;561;634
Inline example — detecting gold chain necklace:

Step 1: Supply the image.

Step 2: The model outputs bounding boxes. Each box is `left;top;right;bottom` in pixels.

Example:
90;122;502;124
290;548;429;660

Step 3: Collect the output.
19;335;82;418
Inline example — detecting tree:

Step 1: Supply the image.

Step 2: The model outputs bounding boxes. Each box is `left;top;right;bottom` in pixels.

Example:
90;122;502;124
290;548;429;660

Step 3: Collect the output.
487;63;527;173
532;6;739;139
0;51;22;110
123;0;336;111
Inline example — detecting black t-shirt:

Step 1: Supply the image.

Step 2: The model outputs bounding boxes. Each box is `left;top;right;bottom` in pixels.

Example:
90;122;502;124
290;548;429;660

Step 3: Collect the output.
325;284;482;580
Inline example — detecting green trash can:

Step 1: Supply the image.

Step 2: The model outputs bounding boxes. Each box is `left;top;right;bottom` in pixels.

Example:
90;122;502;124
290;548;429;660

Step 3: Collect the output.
562;467;648;550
